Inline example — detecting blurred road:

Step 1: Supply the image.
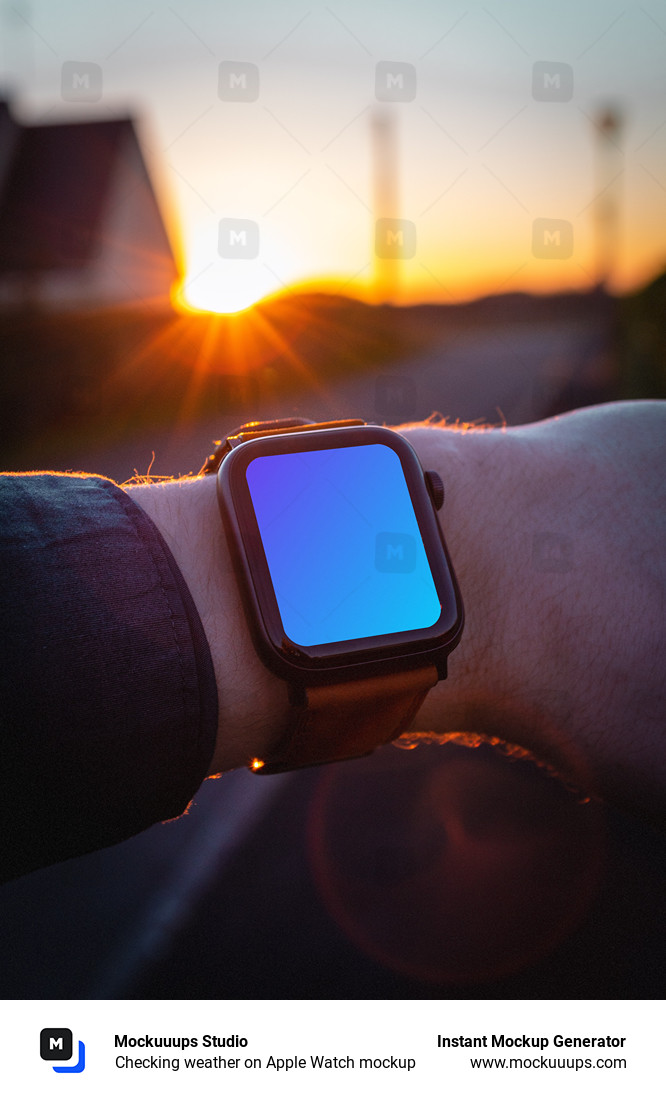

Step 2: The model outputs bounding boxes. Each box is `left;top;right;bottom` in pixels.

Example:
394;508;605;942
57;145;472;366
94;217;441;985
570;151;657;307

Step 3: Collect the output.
22;310;614;484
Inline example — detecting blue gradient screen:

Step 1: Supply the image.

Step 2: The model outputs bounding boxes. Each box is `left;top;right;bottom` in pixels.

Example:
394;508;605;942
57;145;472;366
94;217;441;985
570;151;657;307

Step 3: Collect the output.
246;443;441;647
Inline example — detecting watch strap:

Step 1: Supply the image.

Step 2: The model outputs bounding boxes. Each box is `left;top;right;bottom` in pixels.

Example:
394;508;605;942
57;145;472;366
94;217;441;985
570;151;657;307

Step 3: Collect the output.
252;664;439;774
200;418;364;476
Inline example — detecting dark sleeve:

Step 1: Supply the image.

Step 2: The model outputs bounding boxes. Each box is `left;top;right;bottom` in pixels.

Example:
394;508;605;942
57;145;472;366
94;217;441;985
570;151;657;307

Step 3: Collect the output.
0;473;218;882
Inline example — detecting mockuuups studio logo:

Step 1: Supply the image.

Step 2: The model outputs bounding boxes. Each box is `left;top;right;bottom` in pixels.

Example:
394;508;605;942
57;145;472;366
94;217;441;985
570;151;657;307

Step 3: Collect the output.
375;61;417;101
532;218;573;259
375;218;416;260
375;532;417;573
218;219;260;259
218;61;260;101
532;61;573;102
40;1028;86;1074
61;61;102;102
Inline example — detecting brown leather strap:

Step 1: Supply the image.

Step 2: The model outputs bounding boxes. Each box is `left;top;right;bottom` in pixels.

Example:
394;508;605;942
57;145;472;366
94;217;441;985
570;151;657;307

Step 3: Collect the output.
200;419;365;475
252;664;439;773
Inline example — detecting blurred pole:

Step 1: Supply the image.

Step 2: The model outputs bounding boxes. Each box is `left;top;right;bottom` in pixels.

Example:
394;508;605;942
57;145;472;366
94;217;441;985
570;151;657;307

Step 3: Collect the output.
372;109;400;304
1;1;35;93
593;106;623;289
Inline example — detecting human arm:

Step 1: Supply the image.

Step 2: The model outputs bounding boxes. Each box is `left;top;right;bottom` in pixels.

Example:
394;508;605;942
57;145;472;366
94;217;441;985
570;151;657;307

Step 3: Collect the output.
129;400;666;824
2;400;663;884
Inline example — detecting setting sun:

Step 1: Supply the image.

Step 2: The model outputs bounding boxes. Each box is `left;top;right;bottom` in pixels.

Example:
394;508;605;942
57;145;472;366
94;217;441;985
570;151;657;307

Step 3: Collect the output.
173;219;291;314
176;260;277;315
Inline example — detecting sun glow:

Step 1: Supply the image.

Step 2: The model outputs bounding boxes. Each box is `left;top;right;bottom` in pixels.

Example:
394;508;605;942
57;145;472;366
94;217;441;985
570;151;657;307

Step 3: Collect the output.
175;262;277;315
172;220;289;314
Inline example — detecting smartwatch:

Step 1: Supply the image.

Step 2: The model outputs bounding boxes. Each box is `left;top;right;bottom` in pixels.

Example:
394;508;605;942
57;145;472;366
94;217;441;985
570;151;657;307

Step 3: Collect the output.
202;418;463;773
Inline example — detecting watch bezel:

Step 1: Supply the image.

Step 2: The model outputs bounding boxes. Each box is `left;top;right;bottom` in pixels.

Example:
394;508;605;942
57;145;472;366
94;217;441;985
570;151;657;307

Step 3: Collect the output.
217;424;463;684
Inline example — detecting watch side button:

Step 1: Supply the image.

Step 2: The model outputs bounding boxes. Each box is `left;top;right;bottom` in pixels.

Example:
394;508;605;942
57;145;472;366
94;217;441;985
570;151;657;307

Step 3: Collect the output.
425;469;444;510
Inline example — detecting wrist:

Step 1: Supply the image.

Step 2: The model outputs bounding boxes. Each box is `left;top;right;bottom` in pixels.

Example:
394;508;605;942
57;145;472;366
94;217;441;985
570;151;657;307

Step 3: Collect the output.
126;475;288;774
399;425;520;735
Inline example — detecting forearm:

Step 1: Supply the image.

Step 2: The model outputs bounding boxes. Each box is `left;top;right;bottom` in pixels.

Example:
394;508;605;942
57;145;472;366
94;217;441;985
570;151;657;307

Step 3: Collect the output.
402;401;666;822
126;475;289;774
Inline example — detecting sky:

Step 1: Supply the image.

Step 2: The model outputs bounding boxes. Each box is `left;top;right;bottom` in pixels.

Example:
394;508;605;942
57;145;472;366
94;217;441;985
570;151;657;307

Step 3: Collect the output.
2;0;665;311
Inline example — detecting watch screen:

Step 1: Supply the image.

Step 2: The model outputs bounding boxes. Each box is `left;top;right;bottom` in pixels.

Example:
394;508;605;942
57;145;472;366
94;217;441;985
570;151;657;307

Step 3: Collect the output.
245;443;441;647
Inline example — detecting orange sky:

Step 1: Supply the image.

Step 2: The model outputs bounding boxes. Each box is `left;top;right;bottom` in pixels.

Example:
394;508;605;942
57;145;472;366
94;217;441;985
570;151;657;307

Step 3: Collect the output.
5;1;666;312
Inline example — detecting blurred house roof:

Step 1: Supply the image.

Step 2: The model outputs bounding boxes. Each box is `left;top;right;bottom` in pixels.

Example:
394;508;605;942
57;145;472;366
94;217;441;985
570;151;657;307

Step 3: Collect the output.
0;102;176;283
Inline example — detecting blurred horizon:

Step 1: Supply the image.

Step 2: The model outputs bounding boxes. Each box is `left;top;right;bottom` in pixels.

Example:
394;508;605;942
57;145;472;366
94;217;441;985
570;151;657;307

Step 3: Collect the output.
1;0;665;313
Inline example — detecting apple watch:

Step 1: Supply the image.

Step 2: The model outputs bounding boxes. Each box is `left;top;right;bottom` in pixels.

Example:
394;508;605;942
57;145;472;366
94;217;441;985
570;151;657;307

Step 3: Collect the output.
201;418;463;773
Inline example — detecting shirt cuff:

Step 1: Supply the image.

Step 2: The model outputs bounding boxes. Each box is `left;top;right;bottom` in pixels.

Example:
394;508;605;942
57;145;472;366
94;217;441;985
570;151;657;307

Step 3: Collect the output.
0;473;218;881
